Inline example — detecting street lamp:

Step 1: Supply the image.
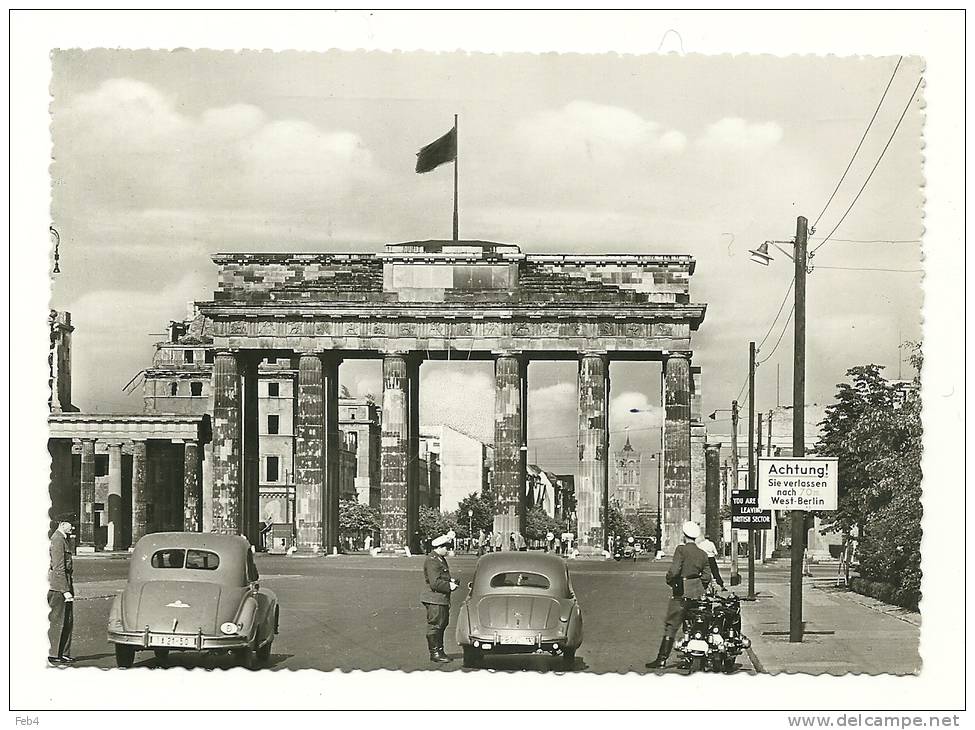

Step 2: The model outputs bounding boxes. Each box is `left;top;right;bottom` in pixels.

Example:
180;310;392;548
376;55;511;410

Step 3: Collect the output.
750;216;809;643
628;408;663;557
468;509;474;552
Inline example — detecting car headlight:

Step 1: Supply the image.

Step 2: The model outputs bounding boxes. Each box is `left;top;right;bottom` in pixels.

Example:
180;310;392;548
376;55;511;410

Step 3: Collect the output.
220;622;239;635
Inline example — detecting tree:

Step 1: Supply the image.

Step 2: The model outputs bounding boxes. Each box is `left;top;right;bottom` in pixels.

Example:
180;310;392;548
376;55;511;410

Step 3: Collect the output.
630;511;657;538
815;364;895;534
338;499;380;537
814;349;922;609
456;492;493;534
523;505;561;541
417;506;459;547
605;502;633;542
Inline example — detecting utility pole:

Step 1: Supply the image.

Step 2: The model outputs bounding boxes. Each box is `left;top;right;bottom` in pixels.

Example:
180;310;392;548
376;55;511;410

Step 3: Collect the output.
790;216;809;643
747;341;757;599
757;411;764;563
729;400;740;587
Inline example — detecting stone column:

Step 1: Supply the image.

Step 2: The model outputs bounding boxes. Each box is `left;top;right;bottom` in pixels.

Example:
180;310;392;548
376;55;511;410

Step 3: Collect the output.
662;353;692;553
380;354;409;549
295;354;325;553
323;356;341;554
106;442;123;550
212;351;242;535
704;442;722;547
79;438;96;549
241;356;260;546
131;440;148;544
183;440;200;532
405;356;421;554
493;352;524;549
577;353;609;549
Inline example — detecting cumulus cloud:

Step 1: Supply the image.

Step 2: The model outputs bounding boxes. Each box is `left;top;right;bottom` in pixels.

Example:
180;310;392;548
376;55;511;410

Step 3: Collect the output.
516;100;687;162
697;117;784;152
55;78;384;216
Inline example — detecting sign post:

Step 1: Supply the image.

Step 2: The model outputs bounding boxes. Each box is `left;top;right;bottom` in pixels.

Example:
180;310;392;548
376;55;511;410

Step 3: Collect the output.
758;456;839;641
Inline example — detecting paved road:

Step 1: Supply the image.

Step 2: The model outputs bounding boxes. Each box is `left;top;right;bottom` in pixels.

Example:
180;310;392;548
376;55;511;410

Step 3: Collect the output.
64;553;764;674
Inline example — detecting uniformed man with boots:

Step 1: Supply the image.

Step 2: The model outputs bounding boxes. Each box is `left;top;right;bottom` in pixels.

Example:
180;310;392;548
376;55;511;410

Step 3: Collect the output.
421;530;458;663
646;521;712;669
48;514;76;665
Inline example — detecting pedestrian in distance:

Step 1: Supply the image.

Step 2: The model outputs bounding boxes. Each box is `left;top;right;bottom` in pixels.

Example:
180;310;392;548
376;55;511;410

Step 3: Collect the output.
48;514;76;665
420;530;459;663
645;521;712;669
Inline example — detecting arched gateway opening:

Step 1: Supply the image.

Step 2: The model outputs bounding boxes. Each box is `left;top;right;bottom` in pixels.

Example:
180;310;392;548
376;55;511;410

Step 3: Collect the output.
187;239;706;554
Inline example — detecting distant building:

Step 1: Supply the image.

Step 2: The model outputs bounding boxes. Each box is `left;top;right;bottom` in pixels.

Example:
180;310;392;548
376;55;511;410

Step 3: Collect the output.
611;433;642;517
142;325;362;531
339;398;382;508
420;425;490;512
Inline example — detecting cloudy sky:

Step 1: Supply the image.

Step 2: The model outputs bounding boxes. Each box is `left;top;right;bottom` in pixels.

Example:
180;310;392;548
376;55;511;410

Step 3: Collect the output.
49;50;924;484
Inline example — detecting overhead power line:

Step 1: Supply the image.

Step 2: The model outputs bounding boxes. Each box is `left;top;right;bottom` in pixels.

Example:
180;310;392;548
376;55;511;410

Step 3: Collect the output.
812;56;903;230
815;265;923;273
812;75;924;255
757;276;796;352
758;305;795;365
808;237;921;244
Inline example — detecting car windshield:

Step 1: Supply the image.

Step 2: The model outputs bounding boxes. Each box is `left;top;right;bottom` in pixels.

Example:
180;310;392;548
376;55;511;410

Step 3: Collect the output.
489;571;550;589
150;549;220;570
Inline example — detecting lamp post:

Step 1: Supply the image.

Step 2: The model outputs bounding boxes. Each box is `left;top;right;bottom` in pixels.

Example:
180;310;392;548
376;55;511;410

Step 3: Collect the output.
628;409;663;556
468;509;474;552
749;216;809;643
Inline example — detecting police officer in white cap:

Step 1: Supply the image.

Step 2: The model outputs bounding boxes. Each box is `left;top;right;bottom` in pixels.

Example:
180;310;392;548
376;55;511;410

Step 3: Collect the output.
421;530;458;662
646;521;712;669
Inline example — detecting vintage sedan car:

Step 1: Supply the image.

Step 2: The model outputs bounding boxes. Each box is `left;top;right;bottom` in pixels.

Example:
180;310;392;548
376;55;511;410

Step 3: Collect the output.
456;552;583;668
107;532;279;669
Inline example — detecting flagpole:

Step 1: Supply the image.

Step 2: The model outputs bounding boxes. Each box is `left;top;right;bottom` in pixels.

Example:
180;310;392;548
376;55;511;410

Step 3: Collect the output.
453;114;459;242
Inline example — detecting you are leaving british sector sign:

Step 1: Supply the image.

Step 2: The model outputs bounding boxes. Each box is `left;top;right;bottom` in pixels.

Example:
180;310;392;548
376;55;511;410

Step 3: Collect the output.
758;457;839;510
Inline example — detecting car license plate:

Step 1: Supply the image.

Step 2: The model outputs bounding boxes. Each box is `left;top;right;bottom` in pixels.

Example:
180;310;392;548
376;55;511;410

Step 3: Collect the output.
150;634;196;648
508;634;537;645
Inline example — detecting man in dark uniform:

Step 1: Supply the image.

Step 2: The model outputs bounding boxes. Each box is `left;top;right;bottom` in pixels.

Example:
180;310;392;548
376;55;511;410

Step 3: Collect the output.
646;521;712;669
48;514;76;665
421;530;458;663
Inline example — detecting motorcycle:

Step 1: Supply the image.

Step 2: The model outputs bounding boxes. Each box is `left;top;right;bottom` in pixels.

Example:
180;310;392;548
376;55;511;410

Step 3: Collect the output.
674;592;751;674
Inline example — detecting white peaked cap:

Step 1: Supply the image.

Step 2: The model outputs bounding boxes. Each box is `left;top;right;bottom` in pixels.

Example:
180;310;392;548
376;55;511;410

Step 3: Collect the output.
682;521;702;540
432;530;456;547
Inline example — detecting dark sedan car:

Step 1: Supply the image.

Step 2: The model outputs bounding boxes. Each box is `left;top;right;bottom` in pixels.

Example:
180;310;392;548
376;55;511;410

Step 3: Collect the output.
455;552;583;668
107;532;279;669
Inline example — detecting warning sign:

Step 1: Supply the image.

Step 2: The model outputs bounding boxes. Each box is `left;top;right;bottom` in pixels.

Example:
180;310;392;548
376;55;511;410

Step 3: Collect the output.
731;490;772;530
758;457;838;510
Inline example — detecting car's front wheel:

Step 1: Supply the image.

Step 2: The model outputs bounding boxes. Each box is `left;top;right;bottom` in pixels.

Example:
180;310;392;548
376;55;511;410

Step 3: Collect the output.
462;646;482;668
256;637;273;663
114;644;136;669
561;648;576;669
234;641;258;670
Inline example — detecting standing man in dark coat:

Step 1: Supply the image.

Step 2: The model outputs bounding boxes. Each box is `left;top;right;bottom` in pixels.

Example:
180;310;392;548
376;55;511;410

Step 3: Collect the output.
48;515;76;665
646;521;712;669
420;530;458;663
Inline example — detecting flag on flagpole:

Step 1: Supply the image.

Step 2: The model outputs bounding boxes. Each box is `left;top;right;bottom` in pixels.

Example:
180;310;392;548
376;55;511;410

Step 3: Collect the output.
415;126;457;173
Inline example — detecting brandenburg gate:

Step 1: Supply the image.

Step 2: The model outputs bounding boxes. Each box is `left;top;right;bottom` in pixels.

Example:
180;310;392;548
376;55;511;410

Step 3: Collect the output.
198;240;706;554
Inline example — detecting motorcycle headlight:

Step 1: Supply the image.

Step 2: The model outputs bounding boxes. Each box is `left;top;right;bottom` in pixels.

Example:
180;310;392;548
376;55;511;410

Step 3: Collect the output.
220;622;238;635
694;632;702;639
712;626;720;633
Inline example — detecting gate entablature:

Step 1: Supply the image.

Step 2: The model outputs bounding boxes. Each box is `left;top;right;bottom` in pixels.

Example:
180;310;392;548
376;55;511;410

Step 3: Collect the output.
201;245;705;356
